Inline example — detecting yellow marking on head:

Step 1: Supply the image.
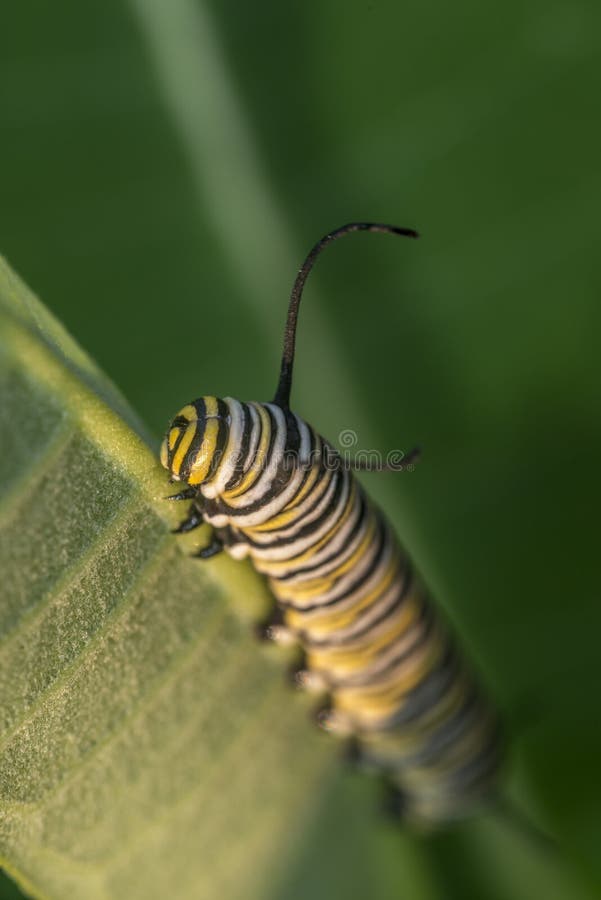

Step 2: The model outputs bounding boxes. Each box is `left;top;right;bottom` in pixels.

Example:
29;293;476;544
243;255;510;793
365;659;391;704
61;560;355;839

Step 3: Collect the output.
222;402;271;499
187;396;220;485
171;422;197;477
168;427;180;450
181;404;197;419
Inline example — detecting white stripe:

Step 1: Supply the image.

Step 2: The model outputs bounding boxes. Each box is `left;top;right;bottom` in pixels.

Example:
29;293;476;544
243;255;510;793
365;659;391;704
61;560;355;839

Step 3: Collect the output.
222;402;286;509
249;471;350;563
248;477;348;560
253;482;362;575
309;572;413;647
281;532;397;613
276;508;373;584
203;412;311;533
217;412;311;527
324;615;431;688
201;397;244;498
274;521;384;604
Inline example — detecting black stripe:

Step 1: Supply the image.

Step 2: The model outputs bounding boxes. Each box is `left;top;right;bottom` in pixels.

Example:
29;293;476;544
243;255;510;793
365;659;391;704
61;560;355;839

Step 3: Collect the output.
217;405;300;517
165;409;198;469
178;398;207;481
192;397;207;420
302;559;414;648
328;559;415;645
223;402;252;491
375;647;460;732
274;492;369;580
249;425;321;534
397;689;481;767
443;725;502;794
241;467;346;548
203;398;230;483
166;426;185;469
278;512;390;613
253;407;301;505
327;604;436;689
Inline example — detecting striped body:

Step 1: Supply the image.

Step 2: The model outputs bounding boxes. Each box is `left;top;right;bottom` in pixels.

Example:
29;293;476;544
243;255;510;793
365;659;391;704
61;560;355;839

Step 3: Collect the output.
161;394;501;825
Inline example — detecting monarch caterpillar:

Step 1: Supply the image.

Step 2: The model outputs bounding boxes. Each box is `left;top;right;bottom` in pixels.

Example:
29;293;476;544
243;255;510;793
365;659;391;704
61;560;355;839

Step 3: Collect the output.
160;223;501;827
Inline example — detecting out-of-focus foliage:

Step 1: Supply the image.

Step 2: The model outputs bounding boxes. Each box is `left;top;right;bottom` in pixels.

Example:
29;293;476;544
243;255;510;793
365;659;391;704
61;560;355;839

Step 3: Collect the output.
1;0;600;897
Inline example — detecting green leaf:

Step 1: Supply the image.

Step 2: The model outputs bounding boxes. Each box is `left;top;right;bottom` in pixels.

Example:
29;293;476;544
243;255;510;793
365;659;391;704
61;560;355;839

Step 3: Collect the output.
0;257;335;899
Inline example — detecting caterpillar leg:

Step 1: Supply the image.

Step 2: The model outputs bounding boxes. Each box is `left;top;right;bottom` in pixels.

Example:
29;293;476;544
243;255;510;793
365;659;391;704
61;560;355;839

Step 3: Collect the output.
255;606;293;644
165;487;197;501
192;525;236;560
172;509;204;534
193;537;224;559
294;666;329;693
314;703;354;737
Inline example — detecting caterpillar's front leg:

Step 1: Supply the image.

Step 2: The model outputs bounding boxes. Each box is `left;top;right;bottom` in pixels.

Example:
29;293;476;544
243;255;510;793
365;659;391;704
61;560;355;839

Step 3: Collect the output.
193;534;223;559
193;524;238;560
255;606;299;647
168;489;232;560
172;508;204;534
170;490;206;534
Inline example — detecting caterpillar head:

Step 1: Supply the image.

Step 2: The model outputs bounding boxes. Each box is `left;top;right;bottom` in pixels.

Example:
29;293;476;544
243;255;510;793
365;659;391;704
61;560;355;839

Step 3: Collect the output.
160;396;227;485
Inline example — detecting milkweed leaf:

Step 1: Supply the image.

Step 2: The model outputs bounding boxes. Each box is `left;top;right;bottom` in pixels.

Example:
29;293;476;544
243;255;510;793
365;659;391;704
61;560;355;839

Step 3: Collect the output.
0;256;336;900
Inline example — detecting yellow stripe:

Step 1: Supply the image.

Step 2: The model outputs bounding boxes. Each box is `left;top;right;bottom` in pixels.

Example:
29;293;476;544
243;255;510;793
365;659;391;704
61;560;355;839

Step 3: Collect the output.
166;402;203;475
334;632;446;715
275;516;378;600
179;404;198;421
402;712;495;783
171;421;197;477
307;591;422;672
360;672;471;756
187;396;220;485
283;551;402;632
315;614;426;680
312;576;421;656
249;462;326;532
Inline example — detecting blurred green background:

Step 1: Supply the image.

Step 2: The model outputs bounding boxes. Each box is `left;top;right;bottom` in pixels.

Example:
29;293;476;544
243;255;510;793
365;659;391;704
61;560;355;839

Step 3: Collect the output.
1;0;600;897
